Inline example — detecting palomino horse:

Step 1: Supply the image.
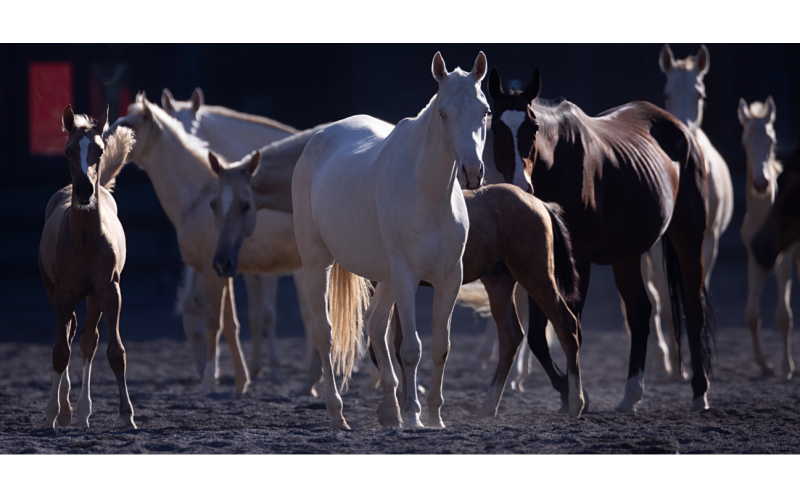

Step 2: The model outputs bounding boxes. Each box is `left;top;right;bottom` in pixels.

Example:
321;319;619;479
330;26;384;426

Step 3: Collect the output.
292;52;488;429
39;105;136;428
210;138;584;421
109;95;299;395
162;88;310;383
738;98;799;379
489;67;714;412
628;44;732;380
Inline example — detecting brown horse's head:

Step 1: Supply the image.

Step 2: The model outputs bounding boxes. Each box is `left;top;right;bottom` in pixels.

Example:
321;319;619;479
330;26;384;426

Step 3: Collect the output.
208;150;261;277
487;67;541;194
62;104;108;207
161;87;204;134
752;146;800;269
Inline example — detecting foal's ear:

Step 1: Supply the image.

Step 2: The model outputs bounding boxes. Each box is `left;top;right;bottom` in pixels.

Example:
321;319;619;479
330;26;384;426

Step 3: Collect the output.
659;44;675;74
96;104;109;134
191;88;204;110
522;67;541;103
62;104;76;133
765;95;777;124
247;150;261;177
471;51;487;82
696;45;710;77
208;151;223;176
738;98;751;125
488;68;502;101
162;89;176;112
432;52;448;83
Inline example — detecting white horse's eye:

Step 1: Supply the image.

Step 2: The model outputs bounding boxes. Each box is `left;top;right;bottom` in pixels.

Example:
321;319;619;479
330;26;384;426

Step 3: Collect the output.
439;111;446;119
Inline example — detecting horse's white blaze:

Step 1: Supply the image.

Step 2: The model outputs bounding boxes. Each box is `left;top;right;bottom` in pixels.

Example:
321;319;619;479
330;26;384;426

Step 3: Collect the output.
221;186;233;216
499;110;530;190
79;136;91;173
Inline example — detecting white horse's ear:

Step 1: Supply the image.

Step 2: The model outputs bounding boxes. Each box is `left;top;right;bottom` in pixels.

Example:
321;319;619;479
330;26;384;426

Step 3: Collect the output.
192;88;204;110
136;91;147;104
471;51;487;82
765;95;776;124
96;104;109;133
659;44;675;74
248;150;261;177
738;98;750;125
208;151;223;175
142;100;154;121
62;104;76;133
162;89;176;112
432;52;448;83
696;45;710;77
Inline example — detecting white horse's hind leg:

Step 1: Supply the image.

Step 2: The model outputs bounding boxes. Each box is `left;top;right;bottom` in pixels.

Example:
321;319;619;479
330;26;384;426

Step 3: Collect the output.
293;269;322;396
391;261;423;428
428;264;463;429
745;252;774;376
641;251;672;379
773;254;795;379
365;283;402;427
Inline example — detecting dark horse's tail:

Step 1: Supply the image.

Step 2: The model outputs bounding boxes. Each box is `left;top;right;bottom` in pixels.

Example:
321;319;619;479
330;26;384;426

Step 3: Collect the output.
543;202;580;304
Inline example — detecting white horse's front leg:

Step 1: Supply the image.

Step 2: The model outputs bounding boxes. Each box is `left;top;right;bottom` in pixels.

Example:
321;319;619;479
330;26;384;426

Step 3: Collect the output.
391;261;422;428
774;254;795;379
428;263;463;429
366;283;401;427
745;252;774;376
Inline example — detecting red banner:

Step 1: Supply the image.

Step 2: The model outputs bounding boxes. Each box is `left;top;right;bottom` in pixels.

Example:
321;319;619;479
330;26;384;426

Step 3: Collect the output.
29;62;73;156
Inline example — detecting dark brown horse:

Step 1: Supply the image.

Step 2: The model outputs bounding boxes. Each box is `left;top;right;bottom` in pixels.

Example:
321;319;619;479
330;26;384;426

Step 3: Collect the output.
753;139;800;270
38;105;136;429
488;67;713;412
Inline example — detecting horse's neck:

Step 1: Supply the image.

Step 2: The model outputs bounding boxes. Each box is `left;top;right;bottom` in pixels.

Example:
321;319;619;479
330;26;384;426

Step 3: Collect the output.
138;130;215;229
69;193;102;236
196;112;293;160
410;99;458;206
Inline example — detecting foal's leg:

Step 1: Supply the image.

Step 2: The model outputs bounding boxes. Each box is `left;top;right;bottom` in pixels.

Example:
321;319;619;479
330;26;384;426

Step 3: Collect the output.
56;312;78;427
428;264;463;428
744;251;774;376
510;285;530;391
243;273;264;377
773;254;795;379
76;297;102;427
46;291;78;429
365;283;401;427
614;256;652;413
479;272;524;417
391;260;422;428
102;281;135;429
221;279;250;394
200;275;226;393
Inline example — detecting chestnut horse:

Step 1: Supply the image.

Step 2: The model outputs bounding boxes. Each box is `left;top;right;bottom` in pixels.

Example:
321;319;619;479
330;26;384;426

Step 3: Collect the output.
39;105;136;428
488;67;713;412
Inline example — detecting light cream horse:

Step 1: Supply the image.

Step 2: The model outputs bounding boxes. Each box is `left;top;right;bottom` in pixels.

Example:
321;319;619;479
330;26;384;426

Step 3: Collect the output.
109;95;301;394
623;44;734;380
739;97;799;379
162;88;311;383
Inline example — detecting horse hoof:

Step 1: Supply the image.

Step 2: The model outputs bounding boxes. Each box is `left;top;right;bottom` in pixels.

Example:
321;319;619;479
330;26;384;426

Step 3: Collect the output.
479;404;498;418
760;364;776;377
615;398;638;413
235;380;250;395
198;383;212;395
57;410;72;428
404;415;424;429
120;414;137;429
690;395;709;412
293;384;318;398
331;419;350;430
378;409;403;428
429;419;445;429
248;365;263;378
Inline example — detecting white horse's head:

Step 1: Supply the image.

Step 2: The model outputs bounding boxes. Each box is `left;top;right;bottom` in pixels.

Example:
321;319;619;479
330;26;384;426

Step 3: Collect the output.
107;92;162;163
739;96;778;194
659;44;710;133
162;88;204;133
432;51;490;189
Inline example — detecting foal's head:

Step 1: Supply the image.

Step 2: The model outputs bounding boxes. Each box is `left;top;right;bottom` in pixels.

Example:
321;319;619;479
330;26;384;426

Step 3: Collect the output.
487;67;541;194
62;104;109;207
161;88;204;133
738;97;778;194
659;44;710;133
431;51;490;189
207;151;261;277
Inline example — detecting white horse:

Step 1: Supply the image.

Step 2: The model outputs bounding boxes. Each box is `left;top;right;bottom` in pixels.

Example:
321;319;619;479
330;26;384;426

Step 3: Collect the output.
293;51;489;429
623;44;734;380
739;97;799;379
109;95;302;394
162;88;311;383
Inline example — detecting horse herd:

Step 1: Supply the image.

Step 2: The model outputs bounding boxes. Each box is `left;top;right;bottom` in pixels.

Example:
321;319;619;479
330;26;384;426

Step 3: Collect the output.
38;46;800;431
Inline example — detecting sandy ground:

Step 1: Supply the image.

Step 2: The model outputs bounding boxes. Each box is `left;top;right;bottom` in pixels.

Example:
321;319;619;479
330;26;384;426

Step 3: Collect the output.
1;320;799;454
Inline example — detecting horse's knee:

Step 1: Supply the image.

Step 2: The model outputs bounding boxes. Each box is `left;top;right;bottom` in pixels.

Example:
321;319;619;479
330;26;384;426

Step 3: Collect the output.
79;330;99;359
107;344;126;374
744;305;760;331
52;343;71;374
775;305;793;332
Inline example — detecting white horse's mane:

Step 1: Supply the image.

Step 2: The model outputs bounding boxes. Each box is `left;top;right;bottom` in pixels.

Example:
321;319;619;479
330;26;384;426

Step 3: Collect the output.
135;101;213;171
259;123;330;157
195;106;299;135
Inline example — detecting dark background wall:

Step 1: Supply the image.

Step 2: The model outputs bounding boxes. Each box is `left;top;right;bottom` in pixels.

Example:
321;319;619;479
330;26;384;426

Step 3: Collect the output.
1;43;799;343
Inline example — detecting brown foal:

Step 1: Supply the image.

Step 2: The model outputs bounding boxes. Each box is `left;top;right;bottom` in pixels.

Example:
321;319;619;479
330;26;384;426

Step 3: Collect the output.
38;105;136;429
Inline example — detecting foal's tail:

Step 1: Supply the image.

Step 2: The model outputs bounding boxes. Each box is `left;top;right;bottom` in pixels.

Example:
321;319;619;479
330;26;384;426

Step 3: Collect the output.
329;261;373;389
543;202;580;304
99;126;136;191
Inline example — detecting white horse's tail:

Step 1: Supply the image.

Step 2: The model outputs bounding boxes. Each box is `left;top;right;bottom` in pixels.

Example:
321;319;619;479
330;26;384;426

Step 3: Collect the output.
99;126;135;191
329;261;372;389
457;282;492;318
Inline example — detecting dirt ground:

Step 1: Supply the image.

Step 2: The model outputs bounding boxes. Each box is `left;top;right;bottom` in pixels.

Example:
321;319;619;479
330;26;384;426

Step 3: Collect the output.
1;319;799;454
